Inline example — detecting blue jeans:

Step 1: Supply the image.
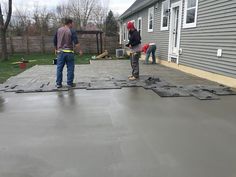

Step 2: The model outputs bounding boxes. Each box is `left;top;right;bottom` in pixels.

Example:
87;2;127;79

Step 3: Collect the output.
145;45;157;64
56;52;75;86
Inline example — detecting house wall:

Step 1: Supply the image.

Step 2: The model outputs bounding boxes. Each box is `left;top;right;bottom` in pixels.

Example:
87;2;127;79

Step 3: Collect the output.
120;0;236;78
179;0;236;78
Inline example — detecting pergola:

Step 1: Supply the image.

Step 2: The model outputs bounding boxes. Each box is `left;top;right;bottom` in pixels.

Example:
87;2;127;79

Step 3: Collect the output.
76;30;103;54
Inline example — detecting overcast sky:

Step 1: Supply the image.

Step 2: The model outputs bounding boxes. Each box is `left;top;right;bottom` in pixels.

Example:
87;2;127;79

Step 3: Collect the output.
9;0;136;15
109;0;135;14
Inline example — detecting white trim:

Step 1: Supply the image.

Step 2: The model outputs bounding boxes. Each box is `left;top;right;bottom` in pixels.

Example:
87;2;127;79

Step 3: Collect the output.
123;23;126;41
148;6;154;32
138;17;142;37
160;0;169;31
119;22;122;44
168;1;183;64
183;0;198;28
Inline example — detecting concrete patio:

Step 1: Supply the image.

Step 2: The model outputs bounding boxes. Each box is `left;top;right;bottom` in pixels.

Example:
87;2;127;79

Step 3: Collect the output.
1;60;221;86
0;60;236;177
1;60;235;100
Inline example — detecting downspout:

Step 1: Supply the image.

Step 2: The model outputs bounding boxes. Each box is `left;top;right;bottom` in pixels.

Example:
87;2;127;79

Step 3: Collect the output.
118;20;122;45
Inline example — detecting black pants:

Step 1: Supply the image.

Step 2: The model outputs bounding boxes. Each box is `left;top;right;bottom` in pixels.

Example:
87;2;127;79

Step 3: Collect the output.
130;52;141;78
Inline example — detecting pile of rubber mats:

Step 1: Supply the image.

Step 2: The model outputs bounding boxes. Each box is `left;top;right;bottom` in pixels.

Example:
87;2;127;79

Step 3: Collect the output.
152;84;236;100
5;82;69;93
88;80;121;90
112;76;174;89
1;76;236;100
152;86;191;98
0;84;18;92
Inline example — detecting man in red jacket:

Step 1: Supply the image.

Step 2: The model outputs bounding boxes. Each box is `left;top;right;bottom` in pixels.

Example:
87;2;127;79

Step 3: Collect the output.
142;43;157;64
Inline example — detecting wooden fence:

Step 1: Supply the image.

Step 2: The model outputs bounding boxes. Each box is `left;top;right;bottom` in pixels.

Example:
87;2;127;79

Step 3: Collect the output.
0;34;119;55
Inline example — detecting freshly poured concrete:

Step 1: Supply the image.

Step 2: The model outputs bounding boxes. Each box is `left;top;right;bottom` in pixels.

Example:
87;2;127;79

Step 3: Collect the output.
0;89;236;177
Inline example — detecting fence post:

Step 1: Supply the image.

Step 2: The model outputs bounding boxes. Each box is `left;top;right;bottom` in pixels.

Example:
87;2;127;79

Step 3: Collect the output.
26;34;30;55
41;34;45;54
9;36;14;54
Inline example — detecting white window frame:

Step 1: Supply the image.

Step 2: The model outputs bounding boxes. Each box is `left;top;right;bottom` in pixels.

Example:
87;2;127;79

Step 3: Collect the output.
148;6;154;32
123;23;126;41
126;25;129;41
119;24;122;44
131;20;135;28
183;0;198;28
137;17;142;37
160;0;170;31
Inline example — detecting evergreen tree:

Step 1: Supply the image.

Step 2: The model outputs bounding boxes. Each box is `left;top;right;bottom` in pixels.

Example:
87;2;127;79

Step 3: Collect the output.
105;10;118;36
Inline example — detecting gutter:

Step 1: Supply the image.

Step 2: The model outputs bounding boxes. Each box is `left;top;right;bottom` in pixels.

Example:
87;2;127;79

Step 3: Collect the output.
119;0;159;20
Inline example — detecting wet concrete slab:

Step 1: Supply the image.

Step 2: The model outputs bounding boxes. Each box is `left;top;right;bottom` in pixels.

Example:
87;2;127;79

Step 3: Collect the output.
0;89;236;177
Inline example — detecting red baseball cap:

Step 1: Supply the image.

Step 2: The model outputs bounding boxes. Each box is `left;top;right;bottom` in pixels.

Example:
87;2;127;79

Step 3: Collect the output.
127;21;134;30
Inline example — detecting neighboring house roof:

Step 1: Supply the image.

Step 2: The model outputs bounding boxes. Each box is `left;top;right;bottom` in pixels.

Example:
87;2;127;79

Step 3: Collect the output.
119;0;158;20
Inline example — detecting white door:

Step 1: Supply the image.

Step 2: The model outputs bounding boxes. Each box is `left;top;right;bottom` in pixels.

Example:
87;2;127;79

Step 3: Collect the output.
168;1;182;63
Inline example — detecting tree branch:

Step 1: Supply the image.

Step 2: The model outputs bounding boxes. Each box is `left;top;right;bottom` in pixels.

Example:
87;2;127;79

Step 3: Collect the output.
0;3;4;28
4;0;12;30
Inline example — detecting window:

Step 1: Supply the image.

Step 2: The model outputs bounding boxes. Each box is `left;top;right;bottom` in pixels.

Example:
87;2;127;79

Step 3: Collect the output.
148;7;154;32
123;23;126;41
138;17;142;37
183;0;198;28
161;0;169;31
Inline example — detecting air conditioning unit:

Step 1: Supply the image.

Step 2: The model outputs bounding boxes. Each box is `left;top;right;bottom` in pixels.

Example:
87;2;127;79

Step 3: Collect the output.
116;49;125;58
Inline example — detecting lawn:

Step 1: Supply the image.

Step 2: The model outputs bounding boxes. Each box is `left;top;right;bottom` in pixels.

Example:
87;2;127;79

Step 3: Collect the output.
0;53;92;83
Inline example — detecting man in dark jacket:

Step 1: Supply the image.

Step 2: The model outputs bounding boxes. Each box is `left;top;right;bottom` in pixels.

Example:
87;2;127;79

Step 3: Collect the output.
126;21;142;80
53;18;82;88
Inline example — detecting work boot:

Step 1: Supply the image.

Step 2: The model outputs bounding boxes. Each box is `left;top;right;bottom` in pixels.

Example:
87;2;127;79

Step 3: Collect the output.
67;83;76;89
56;84;62;88
128;76;138;81
128;75;133;79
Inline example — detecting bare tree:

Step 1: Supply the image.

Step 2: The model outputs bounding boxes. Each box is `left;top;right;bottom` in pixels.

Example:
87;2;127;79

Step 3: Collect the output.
81;0;97;27
67;0;96;29
55;3;71;24
92;4;108;30
11;7;31;36
33;5;52;35
32;5;53;53
53;0;109;30
0;0;12;61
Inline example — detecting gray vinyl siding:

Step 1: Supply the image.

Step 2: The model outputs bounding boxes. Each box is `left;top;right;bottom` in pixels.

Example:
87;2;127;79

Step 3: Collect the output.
171;0;180;4
155;1;169;61
179;0;236;78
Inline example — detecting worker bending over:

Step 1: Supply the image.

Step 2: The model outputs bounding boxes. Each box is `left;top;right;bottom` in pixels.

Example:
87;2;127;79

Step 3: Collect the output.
142;43;157;64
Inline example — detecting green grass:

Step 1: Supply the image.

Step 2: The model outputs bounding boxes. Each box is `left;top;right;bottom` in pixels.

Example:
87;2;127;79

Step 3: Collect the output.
0;53;92;83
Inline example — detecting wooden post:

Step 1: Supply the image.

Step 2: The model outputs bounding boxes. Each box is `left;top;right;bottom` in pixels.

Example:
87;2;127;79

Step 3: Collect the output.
26;34;30;55
96;33;99;54
41;35;45;54
100;32;103;54
9;35;14;54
